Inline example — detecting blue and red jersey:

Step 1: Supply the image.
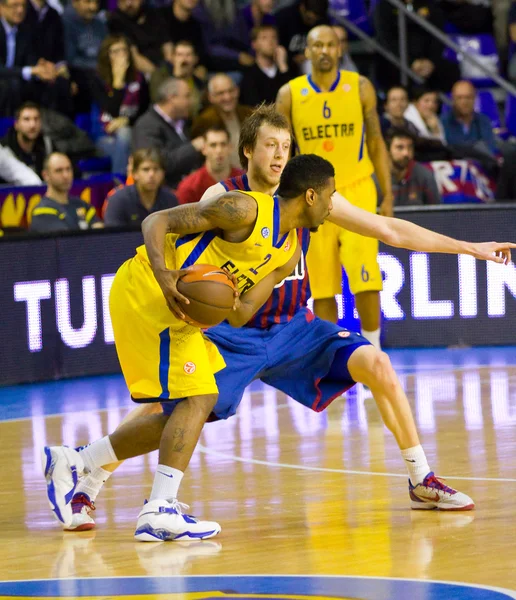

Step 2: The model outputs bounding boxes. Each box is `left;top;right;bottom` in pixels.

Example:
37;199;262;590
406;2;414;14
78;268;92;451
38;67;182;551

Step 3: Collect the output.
219;174;312;328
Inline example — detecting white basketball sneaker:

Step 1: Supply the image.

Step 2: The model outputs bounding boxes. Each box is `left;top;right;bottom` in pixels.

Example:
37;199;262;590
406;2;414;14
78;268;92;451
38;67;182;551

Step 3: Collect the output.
134;499;221;542
64;493;96;531
41;446;85;527
409;472;475;511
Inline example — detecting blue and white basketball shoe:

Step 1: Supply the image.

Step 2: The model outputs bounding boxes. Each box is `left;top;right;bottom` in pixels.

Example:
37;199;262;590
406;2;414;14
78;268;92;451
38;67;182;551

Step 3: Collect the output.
134;499;221;542
409;472;475;511
41;446;85;527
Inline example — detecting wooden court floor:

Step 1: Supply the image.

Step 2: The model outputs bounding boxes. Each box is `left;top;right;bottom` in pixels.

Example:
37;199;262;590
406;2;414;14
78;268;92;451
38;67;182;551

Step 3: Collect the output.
1;348;516;599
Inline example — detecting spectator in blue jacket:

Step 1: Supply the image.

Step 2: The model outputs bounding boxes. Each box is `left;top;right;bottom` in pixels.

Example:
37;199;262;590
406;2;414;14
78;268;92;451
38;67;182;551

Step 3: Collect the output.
442;80;497;155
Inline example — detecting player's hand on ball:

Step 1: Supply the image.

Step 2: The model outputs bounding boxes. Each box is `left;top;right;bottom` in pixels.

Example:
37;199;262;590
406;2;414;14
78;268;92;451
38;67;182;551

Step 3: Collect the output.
155;268;190;320
470;242;516;264
222;270;240;310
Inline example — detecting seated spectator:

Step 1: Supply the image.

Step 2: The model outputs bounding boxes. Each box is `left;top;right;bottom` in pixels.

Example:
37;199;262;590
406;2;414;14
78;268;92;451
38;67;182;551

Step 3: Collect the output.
160;0;208;74
91;34;149;174
132;77;204;187
0;144;42;185
239;26;292;107
384;127;440;206
239;0;276;36
176;125;244;204
63;0;108;111
1;102;52;178
332;25;357;73
404;88;446;143
442;80;497;155
380;86;420;138
276;0;329;73
192;73;253;168
104;148;177;227
108;0;172;76
150;40;205;115
25;0;66;65
193;0;254;73
0;0;72;116
30;152;103;232
374;0;460;92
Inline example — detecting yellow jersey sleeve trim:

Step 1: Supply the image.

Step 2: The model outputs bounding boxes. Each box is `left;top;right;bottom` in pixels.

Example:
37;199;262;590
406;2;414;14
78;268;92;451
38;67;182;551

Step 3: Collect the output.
86;207;97;222
32;207;60;217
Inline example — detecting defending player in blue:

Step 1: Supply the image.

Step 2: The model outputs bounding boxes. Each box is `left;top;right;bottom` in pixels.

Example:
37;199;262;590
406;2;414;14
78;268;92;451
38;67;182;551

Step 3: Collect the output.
55;106;516;535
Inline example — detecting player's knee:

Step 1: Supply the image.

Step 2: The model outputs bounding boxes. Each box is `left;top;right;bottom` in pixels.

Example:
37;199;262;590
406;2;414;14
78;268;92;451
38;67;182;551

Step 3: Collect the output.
372;351;397;390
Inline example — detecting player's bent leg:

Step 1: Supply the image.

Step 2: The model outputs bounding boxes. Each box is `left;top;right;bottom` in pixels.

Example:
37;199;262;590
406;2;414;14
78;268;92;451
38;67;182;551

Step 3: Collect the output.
313;298;338;324
67;403;165;532
347;345;475;511
135;394;221;542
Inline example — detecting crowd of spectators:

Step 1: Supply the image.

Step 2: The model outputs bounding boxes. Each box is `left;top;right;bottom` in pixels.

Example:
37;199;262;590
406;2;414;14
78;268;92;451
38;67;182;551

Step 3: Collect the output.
2;0;516;233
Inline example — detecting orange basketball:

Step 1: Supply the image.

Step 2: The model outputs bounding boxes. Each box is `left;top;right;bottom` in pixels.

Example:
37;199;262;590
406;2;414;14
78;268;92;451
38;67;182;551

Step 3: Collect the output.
176;264;236;328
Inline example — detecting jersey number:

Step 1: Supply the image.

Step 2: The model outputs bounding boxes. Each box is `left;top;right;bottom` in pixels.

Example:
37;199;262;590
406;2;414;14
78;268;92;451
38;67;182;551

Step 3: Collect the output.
323;101;331;119
250;253;272;276
361;265;370;282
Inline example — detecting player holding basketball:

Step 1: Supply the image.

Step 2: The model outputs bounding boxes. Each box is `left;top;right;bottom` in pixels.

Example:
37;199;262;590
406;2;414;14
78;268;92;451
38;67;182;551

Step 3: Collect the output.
277;25;391;349
58;106;515;536
42;153;335;541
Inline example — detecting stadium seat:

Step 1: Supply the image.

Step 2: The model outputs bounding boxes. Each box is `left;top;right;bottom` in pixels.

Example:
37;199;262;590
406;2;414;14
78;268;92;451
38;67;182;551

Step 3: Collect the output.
504;94;516;137
443;34;499;88
0;117;14;138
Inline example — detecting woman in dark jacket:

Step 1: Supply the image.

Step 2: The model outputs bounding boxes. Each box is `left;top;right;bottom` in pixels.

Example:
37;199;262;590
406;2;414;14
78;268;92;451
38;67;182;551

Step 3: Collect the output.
92;34;149;174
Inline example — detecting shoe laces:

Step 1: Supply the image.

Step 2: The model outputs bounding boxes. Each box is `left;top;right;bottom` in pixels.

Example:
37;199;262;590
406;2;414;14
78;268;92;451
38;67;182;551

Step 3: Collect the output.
169;499;190;514
424;474;456;495
71;493;96;511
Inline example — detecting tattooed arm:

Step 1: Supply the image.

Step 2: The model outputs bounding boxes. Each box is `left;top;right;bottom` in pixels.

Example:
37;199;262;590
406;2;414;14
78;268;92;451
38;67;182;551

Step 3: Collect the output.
141;190;257;319
359;76;394;217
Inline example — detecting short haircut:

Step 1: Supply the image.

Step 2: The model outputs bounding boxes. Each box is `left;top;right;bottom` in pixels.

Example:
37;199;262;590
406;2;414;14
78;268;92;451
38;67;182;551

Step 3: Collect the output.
411;85;438;102
238;104;290;169
15;101;40;120
203;124;230;140
207;73;235;95
301;0;328;17
43;152;71;171
155;77;182;103
250;24;278;42
131;148;165;172
276;154;334;200
175;39;196;53
386;85;408;101
385;126;416;149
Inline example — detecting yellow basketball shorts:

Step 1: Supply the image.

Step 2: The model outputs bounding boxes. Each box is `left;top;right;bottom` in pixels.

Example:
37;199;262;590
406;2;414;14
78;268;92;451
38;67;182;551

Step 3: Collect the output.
109;255;226;401
306;176;383;299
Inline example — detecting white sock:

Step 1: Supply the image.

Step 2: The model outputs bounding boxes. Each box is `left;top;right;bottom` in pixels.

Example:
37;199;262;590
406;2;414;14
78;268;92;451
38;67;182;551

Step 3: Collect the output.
78;436;118;473
149;464;184;502
361;327;381;349
401;445;431;485
75;467;112;502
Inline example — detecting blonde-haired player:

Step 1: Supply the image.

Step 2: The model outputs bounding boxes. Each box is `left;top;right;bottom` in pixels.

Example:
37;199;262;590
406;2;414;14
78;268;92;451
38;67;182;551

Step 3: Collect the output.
277;25;393;348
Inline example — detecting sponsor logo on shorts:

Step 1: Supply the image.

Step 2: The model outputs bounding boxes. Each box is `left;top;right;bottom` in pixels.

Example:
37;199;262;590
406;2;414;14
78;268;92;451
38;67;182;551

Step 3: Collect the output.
338;331;351;338
261;227;270;239
184;362;196;374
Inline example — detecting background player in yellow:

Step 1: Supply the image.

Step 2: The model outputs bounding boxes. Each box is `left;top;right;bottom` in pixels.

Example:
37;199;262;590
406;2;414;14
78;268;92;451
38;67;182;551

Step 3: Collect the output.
276;25;394;349
42;153;335;542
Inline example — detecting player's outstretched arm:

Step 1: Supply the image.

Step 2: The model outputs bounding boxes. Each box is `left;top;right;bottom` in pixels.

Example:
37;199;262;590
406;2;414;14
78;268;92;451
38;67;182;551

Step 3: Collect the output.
275;84;293;128
328;192;515;265
141;191;258;319
226;243;301;328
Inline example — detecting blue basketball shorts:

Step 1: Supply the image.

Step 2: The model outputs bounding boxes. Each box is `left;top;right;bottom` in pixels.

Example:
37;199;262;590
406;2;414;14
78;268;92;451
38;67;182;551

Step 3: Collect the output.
201;308;370;420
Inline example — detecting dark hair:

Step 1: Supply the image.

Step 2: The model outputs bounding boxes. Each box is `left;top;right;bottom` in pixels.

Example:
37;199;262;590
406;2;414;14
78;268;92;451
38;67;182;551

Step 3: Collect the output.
386;85;408;101
250;24;278;42
238;104;291;169
301;0;328;17
203;124;230;140
175;39;196;53
97;34;136;87
411;85;438;102
15;101;41;120
276;154;334;200
385;127;416;149
131;148;165;172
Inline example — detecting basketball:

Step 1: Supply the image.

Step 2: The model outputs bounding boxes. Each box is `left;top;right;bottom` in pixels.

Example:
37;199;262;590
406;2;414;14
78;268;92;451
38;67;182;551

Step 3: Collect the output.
176;264;236;327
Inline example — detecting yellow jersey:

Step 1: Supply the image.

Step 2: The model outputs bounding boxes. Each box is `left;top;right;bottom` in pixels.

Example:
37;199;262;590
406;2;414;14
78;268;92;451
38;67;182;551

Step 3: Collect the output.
135;191;298;294
289;70;374;188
